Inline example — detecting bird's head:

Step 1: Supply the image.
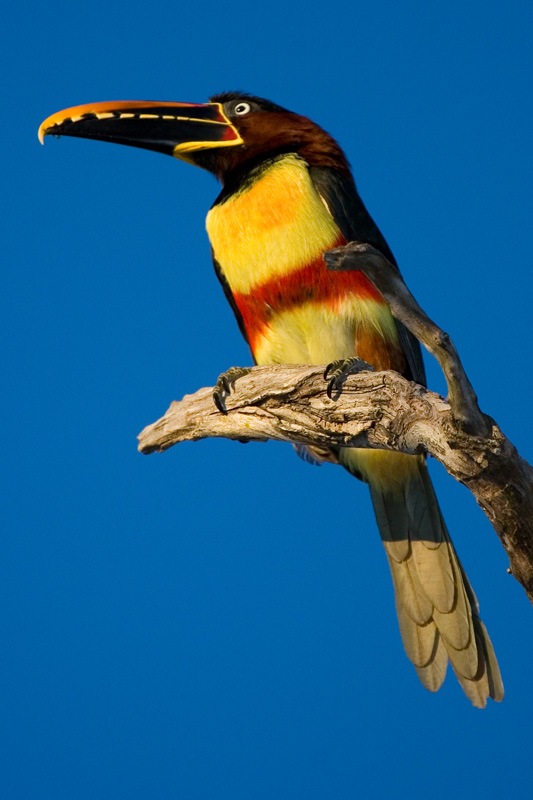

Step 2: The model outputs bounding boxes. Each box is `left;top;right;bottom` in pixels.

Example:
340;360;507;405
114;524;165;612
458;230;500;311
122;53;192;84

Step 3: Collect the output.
38;92;350;183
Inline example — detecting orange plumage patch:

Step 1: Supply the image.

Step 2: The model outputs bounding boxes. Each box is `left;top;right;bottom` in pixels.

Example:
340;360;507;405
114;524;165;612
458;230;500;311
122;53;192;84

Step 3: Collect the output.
355;324;406;372
233;242;385;351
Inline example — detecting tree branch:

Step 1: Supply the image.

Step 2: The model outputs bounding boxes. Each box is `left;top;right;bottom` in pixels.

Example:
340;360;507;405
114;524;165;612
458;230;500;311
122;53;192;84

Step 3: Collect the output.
325;242;487;434
138;242;533;603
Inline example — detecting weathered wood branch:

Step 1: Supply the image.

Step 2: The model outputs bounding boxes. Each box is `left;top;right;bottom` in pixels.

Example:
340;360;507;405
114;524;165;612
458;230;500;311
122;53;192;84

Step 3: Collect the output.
138;242;533;603
138;364;533;602
325;242;487;434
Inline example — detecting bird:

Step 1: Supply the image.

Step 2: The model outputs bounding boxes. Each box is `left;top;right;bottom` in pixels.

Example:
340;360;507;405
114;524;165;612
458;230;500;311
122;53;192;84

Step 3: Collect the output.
39;92;503;706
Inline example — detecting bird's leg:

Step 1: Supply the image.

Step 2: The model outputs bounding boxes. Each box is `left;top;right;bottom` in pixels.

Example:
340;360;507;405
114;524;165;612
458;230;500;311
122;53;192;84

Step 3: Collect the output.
213;366;252;413
324;357;374;399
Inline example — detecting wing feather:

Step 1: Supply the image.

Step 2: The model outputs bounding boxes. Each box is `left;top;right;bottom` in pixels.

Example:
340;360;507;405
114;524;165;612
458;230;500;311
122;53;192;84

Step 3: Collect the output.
309;165;426;386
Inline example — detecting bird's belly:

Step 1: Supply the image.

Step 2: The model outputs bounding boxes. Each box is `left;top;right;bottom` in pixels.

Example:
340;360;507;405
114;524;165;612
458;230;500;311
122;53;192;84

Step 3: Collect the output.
251;295;396;366
254;304;354;364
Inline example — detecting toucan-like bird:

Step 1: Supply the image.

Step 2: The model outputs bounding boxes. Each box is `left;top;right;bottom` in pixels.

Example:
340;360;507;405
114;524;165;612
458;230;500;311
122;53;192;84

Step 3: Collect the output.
39;93;503;706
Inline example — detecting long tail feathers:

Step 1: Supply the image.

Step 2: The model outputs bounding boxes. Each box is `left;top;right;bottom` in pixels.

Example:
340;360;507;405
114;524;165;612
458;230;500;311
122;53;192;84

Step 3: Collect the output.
368;461;503;707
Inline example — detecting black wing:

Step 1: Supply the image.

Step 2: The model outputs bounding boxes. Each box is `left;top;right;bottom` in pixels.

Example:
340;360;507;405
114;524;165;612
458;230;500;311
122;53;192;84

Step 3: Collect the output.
309;166;426;387
211;251;252;348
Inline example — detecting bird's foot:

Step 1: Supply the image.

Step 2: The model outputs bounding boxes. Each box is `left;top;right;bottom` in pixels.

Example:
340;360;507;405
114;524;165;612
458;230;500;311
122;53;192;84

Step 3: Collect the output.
324;357;373;399
213;366;252;413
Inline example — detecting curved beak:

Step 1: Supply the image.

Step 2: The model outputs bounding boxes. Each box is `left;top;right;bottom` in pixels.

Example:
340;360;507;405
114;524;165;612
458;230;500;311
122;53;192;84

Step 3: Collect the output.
38;100;243;157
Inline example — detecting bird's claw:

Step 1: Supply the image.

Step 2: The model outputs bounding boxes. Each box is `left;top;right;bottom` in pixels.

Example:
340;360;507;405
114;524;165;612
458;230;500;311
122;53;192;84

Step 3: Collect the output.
213;366;252;413
324;357;373;399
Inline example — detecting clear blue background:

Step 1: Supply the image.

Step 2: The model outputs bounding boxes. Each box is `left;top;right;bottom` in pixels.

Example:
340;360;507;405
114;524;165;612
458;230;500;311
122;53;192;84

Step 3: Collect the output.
3;1;532;797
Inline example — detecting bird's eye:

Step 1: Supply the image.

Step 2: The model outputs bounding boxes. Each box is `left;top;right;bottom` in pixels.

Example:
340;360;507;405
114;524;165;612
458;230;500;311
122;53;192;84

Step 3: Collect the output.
234;102;251;116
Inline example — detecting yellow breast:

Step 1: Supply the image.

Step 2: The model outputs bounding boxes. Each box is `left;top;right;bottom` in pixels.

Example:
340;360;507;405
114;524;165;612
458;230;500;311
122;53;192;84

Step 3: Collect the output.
205;154;341;294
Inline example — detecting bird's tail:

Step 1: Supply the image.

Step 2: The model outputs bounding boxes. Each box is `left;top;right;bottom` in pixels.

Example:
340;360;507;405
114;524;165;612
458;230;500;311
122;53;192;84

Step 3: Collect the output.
340;449;504;707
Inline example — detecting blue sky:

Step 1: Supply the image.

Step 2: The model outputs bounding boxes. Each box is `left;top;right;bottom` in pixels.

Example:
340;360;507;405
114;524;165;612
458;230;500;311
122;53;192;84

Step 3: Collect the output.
3;1;533;797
